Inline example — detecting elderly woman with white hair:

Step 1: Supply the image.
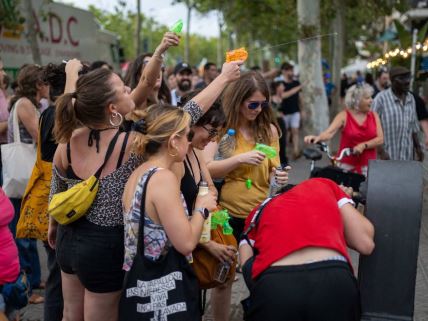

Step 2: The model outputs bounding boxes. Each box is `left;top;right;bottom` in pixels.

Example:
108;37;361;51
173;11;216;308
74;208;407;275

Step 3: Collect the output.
304;83;384;176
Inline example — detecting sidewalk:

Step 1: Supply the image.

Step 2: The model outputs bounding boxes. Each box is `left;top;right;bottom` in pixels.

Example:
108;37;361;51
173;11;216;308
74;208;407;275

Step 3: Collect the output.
21;153;428;321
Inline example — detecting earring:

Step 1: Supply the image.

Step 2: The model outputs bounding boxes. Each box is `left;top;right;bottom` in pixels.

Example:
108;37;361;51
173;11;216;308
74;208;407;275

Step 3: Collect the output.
109;111;123;127
168;143;178;157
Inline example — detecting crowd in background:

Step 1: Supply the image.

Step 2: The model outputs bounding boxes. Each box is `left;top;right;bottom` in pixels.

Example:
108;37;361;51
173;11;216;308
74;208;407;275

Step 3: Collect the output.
0;29;426;321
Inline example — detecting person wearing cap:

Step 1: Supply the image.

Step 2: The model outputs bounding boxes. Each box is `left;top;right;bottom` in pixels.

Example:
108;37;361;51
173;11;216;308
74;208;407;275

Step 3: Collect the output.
171;62;193;106
324;72;336;106
372;66;423;161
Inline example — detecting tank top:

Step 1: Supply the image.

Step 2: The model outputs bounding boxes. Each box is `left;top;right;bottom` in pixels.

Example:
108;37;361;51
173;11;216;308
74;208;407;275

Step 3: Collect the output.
7;98;37;144
338;110;377;173
180;149;202;213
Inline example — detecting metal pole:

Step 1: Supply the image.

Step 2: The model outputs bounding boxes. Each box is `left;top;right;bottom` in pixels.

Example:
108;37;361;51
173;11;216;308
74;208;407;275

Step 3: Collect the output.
410;28;418;90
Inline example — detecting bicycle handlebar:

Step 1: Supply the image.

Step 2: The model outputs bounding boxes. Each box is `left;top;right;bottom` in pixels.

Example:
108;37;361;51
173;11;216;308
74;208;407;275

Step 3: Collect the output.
315;142;354;161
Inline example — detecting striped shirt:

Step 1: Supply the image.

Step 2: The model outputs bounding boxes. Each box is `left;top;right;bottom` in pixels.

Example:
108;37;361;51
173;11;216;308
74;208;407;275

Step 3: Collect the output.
372;88;419;160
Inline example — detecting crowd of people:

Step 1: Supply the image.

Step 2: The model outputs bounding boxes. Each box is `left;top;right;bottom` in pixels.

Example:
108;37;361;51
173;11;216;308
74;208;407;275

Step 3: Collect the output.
0;28;426;321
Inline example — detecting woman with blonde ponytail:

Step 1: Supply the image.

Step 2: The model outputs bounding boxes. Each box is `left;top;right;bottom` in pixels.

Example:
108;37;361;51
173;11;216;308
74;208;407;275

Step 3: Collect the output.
48;67;142;321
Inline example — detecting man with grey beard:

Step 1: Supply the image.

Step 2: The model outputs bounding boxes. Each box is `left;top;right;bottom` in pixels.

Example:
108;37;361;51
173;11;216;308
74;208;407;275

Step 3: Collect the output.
171;62;193;106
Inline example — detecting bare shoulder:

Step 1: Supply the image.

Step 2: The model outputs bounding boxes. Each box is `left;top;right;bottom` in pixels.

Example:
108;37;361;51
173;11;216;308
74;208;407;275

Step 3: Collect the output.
270;123;279;139
16;97;36;113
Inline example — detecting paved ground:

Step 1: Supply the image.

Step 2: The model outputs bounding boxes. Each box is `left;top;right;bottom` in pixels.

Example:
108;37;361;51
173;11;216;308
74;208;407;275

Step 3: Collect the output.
20;151;428;321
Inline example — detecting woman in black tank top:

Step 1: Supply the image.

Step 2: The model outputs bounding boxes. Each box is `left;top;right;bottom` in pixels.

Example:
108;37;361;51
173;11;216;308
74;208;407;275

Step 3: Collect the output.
173;92;237;321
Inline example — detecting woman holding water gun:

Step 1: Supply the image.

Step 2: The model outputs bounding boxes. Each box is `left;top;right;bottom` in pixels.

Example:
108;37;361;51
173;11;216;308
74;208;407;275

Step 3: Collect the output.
204;71;290;244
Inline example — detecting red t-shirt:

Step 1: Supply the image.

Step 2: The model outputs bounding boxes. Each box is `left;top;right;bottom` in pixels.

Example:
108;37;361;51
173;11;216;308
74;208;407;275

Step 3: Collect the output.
243;178;353;279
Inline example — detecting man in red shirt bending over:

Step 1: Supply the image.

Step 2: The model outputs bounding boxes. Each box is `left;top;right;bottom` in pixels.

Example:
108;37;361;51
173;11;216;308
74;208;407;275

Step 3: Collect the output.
239;178;375;321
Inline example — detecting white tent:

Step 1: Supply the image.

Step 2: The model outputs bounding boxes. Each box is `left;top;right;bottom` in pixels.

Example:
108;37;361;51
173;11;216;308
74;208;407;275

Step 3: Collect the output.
341;59;369;76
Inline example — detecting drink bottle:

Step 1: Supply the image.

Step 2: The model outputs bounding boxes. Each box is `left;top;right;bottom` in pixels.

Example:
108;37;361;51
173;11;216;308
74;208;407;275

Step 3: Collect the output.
216;129;236;160
198;181;211;243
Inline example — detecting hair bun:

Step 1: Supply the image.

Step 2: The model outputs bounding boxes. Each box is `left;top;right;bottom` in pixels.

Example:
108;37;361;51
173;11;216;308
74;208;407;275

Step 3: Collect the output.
132;119;147;134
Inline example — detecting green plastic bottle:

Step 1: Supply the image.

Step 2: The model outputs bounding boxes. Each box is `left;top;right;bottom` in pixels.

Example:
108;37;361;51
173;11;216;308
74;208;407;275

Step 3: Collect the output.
170;19;184;34
255;143;277;159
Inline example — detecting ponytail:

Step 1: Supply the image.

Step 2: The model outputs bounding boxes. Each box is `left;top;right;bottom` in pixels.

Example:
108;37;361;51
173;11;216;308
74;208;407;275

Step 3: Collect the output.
54;93;79;143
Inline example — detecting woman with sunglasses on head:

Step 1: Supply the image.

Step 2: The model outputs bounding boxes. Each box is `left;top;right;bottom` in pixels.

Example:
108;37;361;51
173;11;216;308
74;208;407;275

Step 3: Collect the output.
124;32;179;108
173;91;236;321
124;32;242;123
304;83;384;176
122;105;217;320
204;71;290;245
48;67;141;321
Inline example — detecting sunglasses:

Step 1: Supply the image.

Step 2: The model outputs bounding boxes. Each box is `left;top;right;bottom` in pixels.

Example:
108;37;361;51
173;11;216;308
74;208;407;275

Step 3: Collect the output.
247;101;269;110
143;60;166;72
201;125;219;139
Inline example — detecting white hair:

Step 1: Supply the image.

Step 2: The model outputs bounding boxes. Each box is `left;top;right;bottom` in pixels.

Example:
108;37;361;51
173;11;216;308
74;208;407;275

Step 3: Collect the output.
344;83;374;110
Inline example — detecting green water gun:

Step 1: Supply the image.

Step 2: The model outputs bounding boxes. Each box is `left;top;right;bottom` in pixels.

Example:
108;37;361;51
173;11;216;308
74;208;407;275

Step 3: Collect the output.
254;143;277;159
211;209;233;235
170;19;184;34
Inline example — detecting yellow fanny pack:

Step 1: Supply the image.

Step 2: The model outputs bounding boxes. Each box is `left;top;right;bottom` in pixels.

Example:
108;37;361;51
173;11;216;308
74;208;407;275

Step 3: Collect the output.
48;131;120;225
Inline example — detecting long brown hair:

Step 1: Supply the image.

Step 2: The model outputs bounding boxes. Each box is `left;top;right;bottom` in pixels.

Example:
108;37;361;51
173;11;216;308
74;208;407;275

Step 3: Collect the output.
9;64;45;110
54;68;116;143
221;71;279;145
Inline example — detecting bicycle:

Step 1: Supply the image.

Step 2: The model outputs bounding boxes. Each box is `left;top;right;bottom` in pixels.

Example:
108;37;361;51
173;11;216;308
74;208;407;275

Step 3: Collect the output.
303;142;366;204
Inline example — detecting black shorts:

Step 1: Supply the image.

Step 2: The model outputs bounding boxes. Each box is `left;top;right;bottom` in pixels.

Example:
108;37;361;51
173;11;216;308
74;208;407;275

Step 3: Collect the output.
56;219;125;293
247;260;360;321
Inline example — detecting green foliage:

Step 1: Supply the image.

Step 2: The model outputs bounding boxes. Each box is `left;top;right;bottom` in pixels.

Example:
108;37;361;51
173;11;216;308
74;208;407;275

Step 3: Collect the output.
0;0;25;29
88;4;217;65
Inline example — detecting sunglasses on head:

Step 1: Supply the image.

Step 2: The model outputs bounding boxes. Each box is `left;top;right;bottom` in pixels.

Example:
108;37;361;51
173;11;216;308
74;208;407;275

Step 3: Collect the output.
201;125;219;139
247;101;269;110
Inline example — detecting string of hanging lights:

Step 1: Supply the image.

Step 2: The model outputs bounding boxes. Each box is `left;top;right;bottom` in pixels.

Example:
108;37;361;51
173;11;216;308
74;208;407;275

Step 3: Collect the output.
367;38;428;69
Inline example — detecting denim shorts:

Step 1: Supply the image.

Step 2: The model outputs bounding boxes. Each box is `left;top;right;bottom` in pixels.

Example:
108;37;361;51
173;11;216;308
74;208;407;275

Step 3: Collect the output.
56;219;125;293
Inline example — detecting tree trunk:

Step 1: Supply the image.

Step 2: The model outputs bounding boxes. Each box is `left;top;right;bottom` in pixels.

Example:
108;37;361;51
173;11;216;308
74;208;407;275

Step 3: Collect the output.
217;12;223;67
185;2;192;62
297;0;329;135
136;0;142;56
23;0;41;65
331;0;345;119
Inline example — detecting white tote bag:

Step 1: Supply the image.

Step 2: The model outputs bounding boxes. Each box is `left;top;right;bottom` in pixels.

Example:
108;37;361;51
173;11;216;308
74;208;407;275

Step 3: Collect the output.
1;100;37;198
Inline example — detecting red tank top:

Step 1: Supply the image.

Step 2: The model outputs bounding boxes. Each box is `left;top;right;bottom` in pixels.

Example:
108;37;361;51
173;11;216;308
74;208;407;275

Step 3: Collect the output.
338;110;377;173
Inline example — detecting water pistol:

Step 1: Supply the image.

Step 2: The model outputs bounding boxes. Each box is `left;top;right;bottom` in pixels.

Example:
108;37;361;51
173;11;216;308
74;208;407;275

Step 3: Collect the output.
254;143;277;159
170;19;184;34
211;209;233;235
225;47;248;63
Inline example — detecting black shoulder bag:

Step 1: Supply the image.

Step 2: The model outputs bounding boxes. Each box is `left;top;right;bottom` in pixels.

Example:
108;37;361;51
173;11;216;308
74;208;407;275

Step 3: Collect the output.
119;168;201;321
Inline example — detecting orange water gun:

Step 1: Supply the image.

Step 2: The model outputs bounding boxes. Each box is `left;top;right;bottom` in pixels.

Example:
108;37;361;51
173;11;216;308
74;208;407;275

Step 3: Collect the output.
225;47;248;63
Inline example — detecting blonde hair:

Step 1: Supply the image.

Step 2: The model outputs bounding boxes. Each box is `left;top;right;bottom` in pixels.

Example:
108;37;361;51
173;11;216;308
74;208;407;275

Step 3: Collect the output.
132;104;191;157
345;83;374;110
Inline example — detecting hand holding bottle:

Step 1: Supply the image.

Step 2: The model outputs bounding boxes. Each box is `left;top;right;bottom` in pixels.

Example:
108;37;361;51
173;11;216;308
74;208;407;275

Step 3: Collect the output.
194;191;217;212
272;166;291;186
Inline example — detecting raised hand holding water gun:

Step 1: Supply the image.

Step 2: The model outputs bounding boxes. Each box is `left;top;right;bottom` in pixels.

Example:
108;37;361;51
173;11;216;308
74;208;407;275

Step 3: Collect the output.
155;32;180;56
170;19;184;34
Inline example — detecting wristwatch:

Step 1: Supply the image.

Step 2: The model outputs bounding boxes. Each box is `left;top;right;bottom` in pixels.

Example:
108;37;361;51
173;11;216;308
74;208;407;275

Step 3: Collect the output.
194;207;209;220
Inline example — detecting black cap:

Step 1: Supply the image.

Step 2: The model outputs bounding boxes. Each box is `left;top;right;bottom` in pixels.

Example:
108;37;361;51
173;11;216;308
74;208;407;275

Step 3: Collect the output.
174;62;192;75
390;66;410;80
